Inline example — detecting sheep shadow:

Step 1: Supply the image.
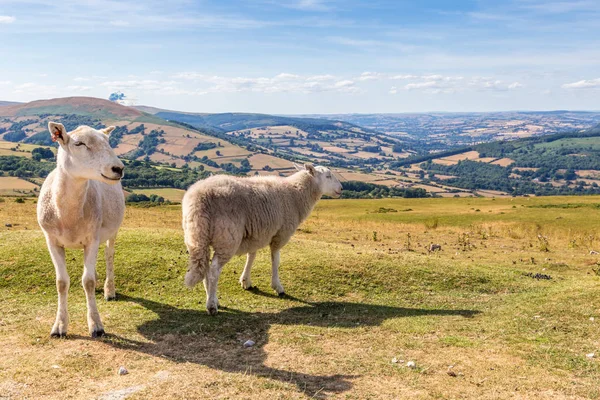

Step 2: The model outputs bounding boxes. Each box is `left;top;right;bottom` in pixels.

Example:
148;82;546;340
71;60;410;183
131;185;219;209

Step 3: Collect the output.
105;294;480;398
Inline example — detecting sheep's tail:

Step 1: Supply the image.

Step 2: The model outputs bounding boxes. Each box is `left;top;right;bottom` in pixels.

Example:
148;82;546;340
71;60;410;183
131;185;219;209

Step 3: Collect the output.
183;196;211;288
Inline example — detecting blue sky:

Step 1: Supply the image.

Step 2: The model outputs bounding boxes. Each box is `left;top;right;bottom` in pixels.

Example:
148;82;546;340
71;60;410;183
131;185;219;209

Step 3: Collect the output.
1;0;599;113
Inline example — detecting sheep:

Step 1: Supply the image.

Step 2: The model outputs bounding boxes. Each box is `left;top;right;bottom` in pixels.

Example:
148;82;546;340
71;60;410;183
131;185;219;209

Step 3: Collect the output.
182;163;343;315
37;122;125;338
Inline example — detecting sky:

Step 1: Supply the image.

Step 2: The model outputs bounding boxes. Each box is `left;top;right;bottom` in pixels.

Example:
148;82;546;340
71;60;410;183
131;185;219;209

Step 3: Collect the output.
1;0;599;114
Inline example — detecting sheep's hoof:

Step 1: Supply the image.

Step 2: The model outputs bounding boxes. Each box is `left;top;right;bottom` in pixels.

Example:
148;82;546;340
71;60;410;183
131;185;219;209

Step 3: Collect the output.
91;329;105;338
207;306;218;316
50;331;66;338
105;295;117;301
277;291;286;297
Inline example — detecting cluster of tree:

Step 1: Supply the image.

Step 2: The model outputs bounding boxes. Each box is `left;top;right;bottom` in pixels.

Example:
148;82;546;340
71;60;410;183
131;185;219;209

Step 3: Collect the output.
3;130;27;142
193;142;217;152
121;160;209;189
220;158;252;175
0;156;54;178
2;119;39;142
128;129;166;159
340;181;428;199
421;159;600;196
392;144;403;153
362;145;382;153
125;193;166;204
31;147;55;161
129;124;146;135
108;125;128;148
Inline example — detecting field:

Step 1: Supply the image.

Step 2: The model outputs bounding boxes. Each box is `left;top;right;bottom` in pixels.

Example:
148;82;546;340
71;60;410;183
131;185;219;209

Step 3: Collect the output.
131;188;186;202
0;177;38;196
2;197;600;399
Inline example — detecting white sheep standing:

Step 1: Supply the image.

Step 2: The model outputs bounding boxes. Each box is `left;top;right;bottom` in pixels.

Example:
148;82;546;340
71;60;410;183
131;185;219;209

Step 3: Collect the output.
182;164;343;315
37;122;125;338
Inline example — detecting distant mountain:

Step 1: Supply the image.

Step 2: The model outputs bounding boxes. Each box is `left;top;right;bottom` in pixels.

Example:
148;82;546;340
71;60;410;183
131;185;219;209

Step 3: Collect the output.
299;111;600;147
0;101;21;107
153;110;378;135
0;96;143;119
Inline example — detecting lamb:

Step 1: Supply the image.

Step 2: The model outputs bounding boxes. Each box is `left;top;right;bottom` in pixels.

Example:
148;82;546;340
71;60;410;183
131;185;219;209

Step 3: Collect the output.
37;122;125;338
182;163;343;315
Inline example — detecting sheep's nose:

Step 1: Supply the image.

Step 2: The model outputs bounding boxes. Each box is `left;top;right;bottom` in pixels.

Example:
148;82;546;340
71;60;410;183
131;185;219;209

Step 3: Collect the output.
111;166;124;177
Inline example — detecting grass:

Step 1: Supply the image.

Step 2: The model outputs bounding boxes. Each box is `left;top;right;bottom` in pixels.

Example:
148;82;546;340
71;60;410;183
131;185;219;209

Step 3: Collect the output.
1;196;600;398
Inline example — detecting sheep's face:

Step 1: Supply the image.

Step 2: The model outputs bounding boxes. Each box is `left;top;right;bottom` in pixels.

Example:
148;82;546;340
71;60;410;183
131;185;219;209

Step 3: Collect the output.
49;122;125;185
296;164;342;198
314;166;343;198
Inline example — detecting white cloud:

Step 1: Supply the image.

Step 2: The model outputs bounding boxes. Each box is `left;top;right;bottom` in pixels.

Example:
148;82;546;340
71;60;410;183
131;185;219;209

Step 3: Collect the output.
562;78;600;89
358;72;385;81
508;82;523;89
73;77;91;82
67;85;92;92
170;72;358;94
405;81;439;90
389;86;398;95
0;80;11;85
0;16;15;24
391;74;418;80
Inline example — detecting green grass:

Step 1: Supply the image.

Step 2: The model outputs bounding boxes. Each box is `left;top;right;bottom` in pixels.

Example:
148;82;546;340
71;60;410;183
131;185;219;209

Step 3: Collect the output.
1;197;600;399
534;137;600;150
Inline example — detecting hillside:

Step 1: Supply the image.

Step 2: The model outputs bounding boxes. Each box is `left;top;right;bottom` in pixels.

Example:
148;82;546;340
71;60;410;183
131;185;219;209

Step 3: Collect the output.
154;110;417;173
3;97;600;199
0;97;430;199
397;123;600;196
308;111;600;147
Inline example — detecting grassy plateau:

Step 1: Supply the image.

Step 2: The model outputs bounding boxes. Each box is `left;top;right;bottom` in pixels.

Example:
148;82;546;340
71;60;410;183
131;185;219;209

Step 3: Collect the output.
1;196;600;399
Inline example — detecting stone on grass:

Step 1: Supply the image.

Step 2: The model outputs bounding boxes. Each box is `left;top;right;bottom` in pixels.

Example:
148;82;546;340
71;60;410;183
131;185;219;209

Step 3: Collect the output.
117;366;128;376
243;340;255;348
406;361;416;369
586;353;595;359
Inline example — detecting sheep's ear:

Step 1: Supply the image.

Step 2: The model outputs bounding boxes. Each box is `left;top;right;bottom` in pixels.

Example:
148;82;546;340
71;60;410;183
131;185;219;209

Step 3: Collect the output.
102;126;116;135
304;163;316;176
48;122;68;145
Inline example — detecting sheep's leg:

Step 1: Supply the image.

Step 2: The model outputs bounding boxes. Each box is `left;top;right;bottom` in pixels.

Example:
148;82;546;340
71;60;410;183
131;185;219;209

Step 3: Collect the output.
83;240;104;337
47;240;69;338
104;237;116;301
270;249;285;296
239;252;256;290
205;255;231;316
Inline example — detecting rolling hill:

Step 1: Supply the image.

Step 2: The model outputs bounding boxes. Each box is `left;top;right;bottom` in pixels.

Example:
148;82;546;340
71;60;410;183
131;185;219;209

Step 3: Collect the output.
0;97;429;199
2;96;600;200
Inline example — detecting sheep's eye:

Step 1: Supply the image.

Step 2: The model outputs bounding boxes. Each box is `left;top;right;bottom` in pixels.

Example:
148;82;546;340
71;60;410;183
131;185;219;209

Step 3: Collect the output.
74;142;87;147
